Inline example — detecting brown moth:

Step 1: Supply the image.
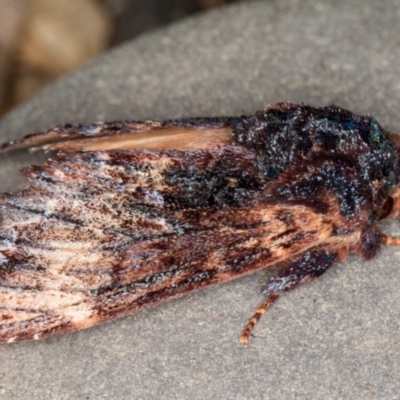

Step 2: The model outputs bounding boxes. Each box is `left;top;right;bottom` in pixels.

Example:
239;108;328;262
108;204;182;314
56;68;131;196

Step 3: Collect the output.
1;102;400;344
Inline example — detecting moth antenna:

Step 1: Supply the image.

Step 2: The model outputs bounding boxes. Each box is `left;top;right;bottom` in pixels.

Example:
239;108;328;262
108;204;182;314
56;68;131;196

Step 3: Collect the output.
379;233;400;246
239;294;280;345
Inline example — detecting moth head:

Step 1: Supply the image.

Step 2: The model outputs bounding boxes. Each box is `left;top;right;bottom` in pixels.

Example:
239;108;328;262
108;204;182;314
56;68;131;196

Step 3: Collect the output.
378;132;400;221
380;186;400;220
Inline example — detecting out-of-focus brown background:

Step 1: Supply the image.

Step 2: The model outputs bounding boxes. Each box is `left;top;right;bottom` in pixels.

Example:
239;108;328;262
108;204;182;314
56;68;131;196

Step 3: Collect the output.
0;0;239;117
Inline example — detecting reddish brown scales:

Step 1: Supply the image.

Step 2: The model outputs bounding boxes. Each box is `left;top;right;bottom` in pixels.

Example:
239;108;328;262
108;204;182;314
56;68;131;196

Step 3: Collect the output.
1;102;400;344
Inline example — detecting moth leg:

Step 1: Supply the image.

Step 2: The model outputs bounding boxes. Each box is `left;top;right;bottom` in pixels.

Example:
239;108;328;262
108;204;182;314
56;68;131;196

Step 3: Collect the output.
239;247;346;344
379;233;400;246
239;295;280;344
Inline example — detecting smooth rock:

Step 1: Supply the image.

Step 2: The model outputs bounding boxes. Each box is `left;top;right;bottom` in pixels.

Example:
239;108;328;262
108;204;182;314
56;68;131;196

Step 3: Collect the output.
1;1;400;398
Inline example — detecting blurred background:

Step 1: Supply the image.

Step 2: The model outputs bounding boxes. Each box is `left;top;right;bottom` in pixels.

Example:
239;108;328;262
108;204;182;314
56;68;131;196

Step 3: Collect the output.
0;0;243;117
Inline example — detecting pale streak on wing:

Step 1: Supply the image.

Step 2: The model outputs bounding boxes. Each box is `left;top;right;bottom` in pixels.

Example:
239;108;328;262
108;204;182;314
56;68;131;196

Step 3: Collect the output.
0;119;233;154
0;121;164;153
43;128;233;152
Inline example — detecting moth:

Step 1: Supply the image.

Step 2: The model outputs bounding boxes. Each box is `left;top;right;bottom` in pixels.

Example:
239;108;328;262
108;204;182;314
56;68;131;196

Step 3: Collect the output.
1;102;400;344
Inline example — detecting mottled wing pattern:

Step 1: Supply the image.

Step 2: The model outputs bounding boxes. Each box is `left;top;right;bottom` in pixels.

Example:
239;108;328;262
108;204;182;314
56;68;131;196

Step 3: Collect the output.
0;143;331;342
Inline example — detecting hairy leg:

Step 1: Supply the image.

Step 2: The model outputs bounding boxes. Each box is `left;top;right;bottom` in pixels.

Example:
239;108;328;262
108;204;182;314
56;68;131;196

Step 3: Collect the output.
240;247;347;344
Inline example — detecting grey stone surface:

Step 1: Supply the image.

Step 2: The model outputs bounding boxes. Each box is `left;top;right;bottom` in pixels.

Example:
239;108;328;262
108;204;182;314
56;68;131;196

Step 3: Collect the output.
1;0;400;398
